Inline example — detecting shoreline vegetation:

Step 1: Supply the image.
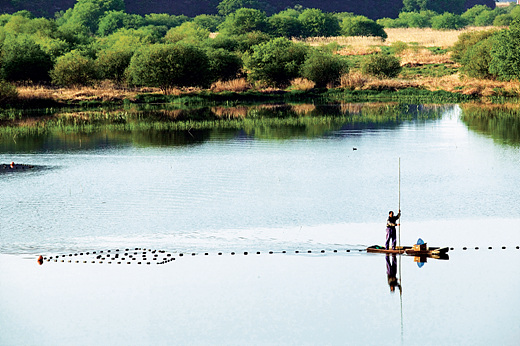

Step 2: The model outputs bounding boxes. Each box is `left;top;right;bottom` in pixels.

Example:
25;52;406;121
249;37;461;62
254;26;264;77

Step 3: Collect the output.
2;25;520;110
2;1;520;130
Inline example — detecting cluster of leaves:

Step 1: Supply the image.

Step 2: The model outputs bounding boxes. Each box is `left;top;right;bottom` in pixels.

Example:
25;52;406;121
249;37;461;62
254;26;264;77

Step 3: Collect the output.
0;0;389;90
454;19;520;81
378;3;520;29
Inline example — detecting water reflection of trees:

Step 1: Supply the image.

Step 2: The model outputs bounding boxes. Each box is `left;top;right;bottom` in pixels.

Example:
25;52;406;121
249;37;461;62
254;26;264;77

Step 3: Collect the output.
461;104;520;147
0;103;448;152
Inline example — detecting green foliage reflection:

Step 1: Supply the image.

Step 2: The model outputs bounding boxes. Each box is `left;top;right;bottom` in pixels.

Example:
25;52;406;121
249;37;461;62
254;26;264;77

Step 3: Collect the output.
461;104;520;147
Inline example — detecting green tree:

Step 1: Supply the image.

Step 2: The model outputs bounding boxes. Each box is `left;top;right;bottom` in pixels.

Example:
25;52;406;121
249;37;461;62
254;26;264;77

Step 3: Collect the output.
95;48;135;82
403;0;466;14
0;34;53;82
127;43;211;90
490;20;520;81
218;8;268;35
193;14;224;32
205;48;243;82
301;50;348;88
341;15;387;39
460;38;493;78
402;0;428;12
396;10;437;28
57;21;93;46
217;0;263;16
58;0;124;33
361;54;402;78
243;37;308;87
268;12;303;38
298;8;341;38
473;10;498;26
451;29;496;63
144;13;189;29
0;80;18;104
461;5;491;25
493;14;514;26
164;22;210;44
97;10;145;36
431;13;467;30
376;17;407;28
50;50;97;86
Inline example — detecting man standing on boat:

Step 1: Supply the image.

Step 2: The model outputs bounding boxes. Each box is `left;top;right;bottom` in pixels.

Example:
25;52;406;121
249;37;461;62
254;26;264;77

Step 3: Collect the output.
385;210;401;250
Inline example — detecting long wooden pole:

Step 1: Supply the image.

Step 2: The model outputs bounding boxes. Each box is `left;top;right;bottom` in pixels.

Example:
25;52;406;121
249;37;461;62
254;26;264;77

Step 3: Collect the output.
398;157;401;247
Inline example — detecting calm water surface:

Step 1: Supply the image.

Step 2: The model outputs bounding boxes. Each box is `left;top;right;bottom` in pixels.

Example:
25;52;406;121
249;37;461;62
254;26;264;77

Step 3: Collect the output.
1;103;519;345
1;104;519;254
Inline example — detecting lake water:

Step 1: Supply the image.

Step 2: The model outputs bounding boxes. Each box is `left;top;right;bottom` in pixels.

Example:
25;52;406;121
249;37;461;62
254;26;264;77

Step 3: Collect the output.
1;103;519;344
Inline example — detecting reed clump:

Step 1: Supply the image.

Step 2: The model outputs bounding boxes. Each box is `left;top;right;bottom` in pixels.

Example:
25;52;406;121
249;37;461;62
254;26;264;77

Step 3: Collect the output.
210;78;252;92
289;78;316;91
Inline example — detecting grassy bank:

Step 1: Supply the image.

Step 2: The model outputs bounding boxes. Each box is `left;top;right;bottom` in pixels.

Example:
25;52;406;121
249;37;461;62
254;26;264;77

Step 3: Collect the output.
2;27;520;115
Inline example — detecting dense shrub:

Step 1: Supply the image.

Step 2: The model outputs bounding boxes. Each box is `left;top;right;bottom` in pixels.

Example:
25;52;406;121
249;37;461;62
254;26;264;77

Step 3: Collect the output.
301;50;348;88
268;12;303;37
218;8;268;35
164;22;210;44
361;54;402;78
243;37;308;87
97;10;145;36
490;20;520;81
0;79;18;104
205;48;243;82
461;5;491;25
493;14;514;27
431;13;467;30
460;38;493;78
298;8;341;38
0;34;53;82
193;14;224;32
143;13;189;29
341;15;387;39
233;31;272;52
95;48;135;82
50;50;97;86
377;10;437;29
217;0;264;16
399;10;437;27
451;29;496;63
473;10;498;26
376;17;407;28
403;0;466;15
126;43;211;90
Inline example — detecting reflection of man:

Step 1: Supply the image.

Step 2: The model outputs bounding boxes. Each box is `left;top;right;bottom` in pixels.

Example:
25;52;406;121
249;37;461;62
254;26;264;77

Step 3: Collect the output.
386;254;401;293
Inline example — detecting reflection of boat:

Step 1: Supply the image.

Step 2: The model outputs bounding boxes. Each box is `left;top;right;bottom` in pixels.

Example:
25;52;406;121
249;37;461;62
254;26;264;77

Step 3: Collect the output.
367;245;449;258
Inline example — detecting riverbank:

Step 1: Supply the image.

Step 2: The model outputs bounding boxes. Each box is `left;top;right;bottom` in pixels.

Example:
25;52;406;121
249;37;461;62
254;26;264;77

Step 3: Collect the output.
3;75;519;114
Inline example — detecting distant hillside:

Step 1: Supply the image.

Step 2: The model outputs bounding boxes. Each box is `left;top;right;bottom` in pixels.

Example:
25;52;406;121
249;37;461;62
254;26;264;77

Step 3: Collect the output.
0;0;496;19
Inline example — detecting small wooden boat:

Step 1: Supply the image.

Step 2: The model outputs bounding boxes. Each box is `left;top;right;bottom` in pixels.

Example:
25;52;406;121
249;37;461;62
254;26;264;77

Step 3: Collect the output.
367;245;449;257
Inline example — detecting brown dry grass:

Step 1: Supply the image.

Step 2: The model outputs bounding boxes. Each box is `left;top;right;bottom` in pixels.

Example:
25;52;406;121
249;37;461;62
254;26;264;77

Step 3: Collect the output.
418;74;520;97
210;78;251;92
385;27;500;48
299;27;498;50
337;45;382;56
340;71;421;91
398;48;453;66
290;78;315;91
16;82;152;102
